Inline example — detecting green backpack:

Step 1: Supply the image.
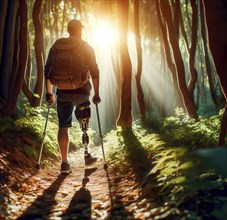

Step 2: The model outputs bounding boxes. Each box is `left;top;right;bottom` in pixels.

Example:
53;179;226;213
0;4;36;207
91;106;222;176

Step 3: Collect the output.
48;37;89;90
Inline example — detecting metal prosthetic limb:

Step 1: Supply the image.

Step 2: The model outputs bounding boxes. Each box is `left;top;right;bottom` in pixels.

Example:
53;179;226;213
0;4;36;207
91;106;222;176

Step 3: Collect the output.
75;102;97;164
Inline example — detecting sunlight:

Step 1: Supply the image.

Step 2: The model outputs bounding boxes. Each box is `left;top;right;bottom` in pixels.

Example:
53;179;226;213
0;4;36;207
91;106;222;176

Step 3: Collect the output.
83;15;173;131
85;13;118;48
93;21;117;46
83;17;120;133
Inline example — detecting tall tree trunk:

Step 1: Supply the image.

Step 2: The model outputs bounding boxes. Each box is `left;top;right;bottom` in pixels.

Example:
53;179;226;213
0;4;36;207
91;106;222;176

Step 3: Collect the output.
31;0;44;107
202;0;227;145
179;0;190;52
0;0;18;102
117;0;132;127
155;0;184;110
200;1;219;107
134;0;145;121
0;0;28;117
160;0;198;118
0;0;8;64
188;0;198;97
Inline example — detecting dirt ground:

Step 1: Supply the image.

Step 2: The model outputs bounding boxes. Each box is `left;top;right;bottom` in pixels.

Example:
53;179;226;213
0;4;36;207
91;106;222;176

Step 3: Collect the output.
0;137;157;220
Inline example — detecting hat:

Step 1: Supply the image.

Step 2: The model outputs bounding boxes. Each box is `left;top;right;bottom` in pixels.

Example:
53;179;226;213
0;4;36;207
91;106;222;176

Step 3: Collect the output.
67;19;84;31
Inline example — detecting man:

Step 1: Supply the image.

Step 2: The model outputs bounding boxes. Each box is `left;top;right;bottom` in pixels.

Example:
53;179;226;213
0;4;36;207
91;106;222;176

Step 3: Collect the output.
44;19;101;174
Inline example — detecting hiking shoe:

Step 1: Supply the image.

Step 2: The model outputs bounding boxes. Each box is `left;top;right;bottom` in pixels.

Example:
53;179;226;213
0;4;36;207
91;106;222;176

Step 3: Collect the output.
84;153;97;165
60;162;72;174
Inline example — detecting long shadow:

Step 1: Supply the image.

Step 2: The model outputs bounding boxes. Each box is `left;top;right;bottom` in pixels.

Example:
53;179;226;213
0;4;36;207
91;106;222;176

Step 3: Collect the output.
106;128;154;219
18;173;67;220
121;128;153;183
105;167;134;220
62;167;97;220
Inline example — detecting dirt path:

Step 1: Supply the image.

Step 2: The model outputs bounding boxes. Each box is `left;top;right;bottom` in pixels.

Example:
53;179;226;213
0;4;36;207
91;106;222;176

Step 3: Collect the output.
1;146;155;220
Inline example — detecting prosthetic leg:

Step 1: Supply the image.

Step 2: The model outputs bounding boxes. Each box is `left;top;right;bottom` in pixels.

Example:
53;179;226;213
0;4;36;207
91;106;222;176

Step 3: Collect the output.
75;102;97;165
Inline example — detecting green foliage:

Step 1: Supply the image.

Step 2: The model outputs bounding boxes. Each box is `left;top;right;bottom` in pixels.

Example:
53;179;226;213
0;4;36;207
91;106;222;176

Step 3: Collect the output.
14;105;82;158
161;107;220;148
15;105;58;158
105;121;165;173
105;114;227;219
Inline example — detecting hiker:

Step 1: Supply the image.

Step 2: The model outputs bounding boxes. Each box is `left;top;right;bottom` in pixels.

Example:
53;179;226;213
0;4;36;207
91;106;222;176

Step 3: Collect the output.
44;19;101;174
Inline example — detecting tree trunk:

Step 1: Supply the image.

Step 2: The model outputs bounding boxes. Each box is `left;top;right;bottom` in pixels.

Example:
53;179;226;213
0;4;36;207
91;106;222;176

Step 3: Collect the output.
202;0;227;145
134;0;145;121
200;1;219;107
159;0;198;118
188;0;198;97
0;0;18;102
116;0;132;127
0;0;8;64
0;0;28;117
179;0;190;52
31;0;44;107
156;1;184;110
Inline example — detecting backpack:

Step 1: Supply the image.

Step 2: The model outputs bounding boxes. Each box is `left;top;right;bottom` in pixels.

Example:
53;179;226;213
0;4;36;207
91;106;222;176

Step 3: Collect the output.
48;37;89;90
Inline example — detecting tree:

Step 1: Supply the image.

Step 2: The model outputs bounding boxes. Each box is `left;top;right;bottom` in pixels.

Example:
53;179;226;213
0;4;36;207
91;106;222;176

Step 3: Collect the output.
202;0;227;145
0;0;28;117
187;0;198;99
199;1;219;107
30;0;44;107
155;0;184;110
0;0;18;104
158;0;198;119
134;0;145;121
116;0;132;127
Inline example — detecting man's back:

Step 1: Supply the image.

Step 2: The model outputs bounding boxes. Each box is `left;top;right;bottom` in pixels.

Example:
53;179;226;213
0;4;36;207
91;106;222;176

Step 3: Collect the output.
47;36;89;90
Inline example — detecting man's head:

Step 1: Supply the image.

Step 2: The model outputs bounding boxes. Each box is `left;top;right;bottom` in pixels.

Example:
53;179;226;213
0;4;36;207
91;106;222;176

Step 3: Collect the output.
67;19;83;37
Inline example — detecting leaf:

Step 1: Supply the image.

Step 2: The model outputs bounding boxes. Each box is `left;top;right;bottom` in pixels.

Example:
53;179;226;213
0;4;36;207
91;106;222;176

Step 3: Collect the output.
33;93;40;98
178;161;194;170
160;176;186;193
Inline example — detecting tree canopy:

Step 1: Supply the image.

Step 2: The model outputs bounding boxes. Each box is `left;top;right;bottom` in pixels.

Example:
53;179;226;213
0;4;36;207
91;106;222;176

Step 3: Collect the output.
0;0;227;144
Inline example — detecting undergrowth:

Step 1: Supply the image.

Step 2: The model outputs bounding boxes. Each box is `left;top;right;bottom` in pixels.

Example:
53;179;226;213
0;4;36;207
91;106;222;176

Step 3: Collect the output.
105;109;227;220
1;104;93;162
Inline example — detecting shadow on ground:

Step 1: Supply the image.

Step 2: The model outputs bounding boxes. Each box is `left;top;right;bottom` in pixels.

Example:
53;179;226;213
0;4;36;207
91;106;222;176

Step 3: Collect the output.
18;174;67;219
121;128;153;182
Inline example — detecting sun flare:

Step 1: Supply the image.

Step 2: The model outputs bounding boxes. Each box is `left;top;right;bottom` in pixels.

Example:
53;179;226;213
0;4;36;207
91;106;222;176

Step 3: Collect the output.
93;21;117;46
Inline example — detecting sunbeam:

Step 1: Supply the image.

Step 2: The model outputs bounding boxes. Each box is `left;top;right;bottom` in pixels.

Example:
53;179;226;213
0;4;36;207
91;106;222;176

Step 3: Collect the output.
81;15;172;132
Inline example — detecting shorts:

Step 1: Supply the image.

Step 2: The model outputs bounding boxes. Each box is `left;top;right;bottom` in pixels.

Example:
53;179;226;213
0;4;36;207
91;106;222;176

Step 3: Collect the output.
57;94;89;128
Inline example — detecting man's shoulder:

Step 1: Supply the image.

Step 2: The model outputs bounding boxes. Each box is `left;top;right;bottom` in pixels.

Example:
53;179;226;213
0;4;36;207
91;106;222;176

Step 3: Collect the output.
54;37;68;44
53;37;82;48
81;40;94;52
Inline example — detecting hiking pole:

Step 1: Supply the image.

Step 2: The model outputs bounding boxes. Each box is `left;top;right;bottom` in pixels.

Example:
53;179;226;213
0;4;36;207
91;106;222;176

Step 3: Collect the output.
95;104;108;170
36;104;51;169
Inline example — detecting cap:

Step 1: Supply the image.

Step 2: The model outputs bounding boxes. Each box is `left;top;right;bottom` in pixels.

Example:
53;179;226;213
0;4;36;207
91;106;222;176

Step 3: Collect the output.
67;19;84;31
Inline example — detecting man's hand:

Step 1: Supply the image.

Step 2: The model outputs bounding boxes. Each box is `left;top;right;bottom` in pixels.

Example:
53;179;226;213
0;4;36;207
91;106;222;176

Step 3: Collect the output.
92;94;101;104
46;93;55;105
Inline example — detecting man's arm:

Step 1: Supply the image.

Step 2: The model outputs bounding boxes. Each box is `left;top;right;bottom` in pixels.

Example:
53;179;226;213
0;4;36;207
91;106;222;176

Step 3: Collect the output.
44;49;55;105
45;79;53;94
45;79;55;105
85;44;101;104
92;78;101;104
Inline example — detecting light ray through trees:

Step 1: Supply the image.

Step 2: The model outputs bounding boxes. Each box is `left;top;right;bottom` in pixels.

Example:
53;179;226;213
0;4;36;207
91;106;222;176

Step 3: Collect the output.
45;7;174;133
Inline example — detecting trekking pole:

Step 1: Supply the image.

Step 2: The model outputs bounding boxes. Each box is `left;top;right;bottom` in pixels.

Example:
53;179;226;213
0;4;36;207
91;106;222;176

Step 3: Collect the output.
36;104;51;169
95;104;108;170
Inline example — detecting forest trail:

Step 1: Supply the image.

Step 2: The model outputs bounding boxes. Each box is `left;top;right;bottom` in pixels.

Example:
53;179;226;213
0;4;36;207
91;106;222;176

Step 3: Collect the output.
1;146;155;220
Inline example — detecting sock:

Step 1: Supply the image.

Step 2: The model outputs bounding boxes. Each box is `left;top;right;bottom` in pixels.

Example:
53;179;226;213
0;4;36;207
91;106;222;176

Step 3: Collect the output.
62;160;68;164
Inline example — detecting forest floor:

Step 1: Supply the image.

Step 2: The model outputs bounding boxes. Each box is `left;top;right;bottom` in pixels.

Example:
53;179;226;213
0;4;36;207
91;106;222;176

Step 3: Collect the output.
0;132;161;220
